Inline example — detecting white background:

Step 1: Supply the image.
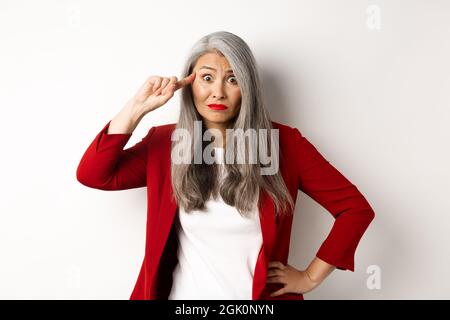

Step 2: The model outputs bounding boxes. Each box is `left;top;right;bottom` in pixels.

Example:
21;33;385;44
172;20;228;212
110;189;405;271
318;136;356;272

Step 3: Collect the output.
1;0;449;299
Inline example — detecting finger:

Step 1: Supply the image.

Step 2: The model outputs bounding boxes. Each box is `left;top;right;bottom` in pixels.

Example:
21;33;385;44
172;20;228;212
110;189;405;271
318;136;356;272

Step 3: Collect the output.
268;261;285;270
135;77;157;100
153;86;163;96
270;287;287;297
179;72;195;87
157;76;178;97
169;76;178;86
267;274;287;284
152;77;162;93
266;276;281;284
176;72;196;90
162;76;177;95
154;78;169;96
267;269;283;277
160;77;170;90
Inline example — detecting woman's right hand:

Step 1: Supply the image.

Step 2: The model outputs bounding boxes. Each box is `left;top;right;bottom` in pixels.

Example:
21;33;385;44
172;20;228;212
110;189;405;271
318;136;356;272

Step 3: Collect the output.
130;72;196;116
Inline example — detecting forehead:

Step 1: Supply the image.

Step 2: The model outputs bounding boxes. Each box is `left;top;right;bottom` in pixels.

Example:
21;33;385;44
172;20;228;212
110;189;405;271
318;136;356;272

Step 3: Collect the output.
194;52;233;71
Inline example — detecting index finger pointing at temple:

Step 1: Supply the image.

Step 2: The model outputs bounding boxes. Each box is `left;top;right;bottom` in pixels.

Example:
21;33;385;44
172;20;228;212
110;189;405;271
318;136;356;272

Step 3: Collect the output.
175;72;196;90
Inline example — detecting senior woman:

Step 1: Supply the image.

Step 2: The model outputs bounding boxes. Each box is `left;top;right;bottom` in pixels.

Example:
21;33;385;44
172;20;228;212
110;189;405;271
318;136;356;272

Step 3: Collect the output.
76;31;375;300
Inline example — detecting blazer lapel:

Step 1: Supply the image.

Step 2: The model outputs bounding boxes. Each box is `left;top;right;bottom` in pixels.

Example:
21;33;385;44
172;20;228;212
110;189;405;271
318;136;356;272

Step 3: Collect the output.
150;130;178;283
252;188;277;299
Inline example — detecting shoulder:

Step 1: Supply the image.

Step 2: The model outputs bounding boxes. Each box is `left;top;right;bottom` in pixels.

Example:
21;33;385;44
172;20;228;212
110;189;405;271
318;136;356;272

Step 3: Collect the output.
147;122;177;138
270;120;303;142
270;121;314;161
153;122;177;132
141;123;177;152
271;120;295;132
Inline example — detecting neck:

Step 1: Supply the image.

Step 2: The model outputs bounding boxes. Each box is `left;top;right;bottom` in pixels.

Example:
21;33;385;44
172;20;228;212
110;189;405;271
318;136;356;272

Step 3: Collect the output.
203;121;230;148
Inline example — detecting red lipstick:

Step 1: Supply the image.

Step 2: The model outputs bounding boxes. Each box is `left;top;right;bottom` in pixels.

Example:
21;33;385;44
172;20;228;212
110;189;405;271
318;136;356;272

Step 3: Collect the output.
207;104;228;110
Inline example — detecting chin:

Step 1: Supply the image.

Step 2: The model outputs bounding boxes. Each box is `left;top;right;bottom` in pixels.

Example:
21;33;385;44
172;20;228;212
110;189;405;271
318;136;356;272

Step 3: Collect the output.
204;118;229;125
203;113;231;122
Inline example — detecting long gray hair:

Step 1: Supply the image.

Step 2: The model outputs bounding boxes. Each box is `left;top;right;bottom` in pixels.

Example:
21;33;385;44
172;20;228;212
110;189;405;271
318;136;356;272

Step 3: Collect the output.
171;31;294;217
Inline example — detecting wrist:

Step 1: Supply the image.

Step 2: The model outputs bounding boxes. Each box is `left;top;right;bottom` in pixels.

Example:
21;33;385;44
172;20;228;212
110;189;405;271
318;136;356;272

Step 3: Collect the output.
126;100;146;122
305;268;320;286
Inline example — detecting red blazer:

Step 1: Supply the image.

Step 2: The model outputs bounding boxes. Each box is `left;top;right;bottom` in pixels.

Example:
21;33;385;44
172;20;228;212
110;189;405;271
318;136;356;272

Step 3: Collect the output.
76;119;375;300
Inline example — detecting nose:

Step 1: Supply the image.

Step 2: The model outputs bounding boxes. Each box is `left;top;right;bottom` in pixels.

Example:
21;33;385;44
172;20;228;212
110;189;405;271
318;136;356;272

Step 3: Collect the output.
212;80;226;99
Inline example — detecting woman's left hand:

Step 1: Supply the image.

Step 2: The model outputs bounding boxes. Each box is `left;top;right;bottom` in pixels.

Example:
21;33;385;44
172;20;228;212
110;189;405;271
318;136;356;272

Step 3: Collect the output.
266;261;319;297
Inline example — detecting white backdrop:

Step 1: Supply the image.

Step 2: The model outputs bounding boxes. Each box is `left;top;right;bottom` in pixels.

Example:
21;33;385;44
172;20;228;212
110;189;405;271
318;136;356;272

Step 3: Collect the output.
1;0;449;299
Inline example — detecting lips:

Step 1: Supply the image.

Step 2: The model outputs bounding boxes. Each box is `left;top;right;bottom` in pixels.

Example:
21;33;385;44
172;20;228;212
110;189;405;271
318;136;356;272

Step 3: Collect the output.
207;104;228;110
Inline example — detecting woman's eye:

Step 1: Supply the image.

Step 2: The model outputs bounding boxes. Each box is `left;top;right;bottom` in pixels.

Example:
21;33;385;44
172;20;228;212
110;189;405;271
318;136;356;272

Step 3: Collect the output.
201;74;238;84
228;76;237;84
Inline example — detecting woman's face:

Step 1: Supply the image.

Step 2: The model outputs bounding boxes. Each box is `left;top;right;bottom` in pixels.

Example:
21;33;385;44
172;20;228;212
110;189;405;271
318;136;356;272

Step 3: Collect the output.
191;52;242;130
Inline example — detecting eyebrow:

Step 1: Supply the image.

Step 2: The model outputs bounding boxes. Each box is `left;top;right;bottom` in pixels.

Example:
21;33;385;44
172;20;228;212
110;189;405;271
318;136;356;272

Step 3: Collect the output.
199;65;234;73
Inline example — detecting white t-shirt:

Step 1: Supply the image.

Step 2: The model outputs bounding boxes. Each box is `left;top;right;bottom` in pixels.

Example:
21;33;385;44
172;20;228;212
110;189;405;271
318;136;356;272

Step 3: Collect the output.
168;147;263;300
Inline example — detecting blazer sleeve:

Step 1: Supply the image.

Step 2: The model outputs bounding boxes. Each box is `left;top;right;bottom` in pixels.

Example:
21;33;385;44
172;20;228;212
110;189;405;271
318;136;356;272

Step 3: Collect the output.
76;120;156;190
293;128;375;272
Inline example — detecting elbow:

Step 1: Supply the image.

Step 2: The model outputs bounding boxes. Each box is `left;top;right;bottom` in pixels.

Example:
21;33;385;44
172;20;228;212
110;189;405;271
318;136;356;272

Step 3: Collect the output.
359;195;376;225
76;165;110;190
76;167;87;186
363;206;376;227
367;209;375;227
369;208;375;221
76;163;91;188
366;201;376;222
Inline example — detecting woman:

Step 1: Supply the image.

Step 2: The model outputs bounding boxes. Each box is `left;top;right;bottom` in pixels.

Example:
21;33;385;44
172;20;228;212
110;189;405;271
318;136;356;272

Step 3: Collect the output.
76;31;375;300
